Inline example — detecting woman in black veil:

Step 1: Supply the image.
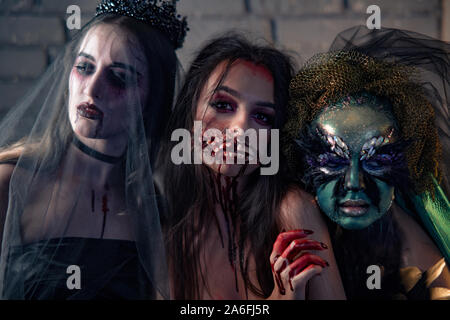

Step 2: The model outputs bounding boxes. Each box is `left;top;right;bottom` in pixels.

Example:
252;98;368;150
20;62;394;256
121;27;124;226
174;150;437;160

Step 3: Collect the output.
0;0;187;299
284;26;449;299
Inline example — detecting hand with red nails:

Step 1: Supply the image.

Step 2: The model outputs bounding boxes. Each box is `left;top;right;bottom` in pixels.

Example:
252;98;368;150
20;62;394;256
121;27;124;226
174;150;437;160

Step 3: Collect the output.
268;229;329;299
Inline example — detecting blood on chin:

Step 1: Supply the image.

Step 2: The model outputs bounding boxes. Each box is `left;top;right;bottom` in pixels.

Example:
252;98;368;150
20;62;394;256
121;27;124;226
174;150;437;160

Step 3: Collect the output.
72;121;103;139
208;163;259;177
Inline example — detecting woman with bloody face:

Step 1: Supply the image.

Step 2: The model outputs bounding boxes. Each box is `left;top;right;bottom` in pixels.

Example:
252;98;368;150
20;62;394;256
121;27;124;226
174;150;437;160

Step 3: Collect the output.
158;33;346;300
0;0;186;299
284;26;450;299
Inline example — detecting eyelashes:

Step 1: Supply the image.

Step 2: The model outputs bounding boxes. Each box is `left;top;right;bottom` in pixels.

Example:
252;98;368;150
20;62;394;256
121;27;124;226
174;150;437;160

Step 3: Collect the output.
209;100;235;112
298;125;410;192
252;112;274;126
314;152;402;178
75;62;94;75
208;98;275;127
314;153;349;175
74;62;138;88
310;136;406;177
362;158;390;175
108;69;137;88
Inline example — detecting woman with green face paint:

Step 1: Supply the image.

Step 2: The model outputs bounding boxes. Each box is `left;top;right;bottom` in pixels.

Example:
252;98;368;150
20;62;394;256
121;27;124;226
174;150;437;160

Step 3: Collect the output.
310;92;399;230
283;27;450;299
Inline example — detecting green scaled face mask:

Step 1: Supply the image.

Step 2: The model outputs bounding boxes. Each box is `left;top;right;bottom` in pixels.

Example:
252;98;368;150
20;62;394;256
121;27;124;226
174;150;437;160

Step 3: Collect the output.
306;92;407;229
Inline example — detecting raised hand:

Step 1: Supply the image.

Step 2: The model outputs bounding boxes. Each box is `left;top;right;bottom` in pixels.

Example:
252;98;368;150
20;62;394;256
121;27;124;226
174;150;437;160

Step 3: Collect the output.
269;229;329;299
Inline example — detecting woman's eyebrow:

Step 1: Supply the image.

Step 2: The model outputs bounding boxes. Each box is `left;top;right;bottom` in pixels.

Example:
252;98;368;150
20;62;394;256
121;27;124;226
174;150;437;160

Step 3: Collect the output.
215;85;241;98
215;85;275;108
78;52;95;61
255;101;275;109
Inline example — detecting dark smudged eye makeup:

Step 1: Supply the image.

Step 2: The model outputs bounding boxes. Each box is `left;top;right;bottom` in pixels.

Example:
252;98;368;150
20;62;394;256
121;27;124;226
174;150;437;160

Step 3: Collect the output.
74;61;138;89
208;89;275;127
252;111;274;126
209;101;275;126
317;152;391;176
75;62;95;75
108;69;137;88
318;153;349;172
209;100;235;112
363;159;383;169
362;157;390;175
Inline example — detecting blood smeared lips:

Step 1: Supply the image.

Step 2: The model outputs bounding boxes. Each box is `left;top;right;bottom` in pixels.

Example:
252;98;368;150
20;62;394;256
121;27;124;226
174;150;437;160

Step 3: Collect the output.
205;134;257;163
77;103;103;120
339;199;369;216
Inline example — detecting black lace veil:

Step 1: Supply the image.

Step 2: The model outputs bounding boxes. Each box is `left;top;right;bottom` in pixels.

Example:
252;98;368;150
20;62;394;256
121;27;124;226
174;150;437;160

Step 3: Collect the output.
326;26;450;267
329;26;449;196
0;12;181;299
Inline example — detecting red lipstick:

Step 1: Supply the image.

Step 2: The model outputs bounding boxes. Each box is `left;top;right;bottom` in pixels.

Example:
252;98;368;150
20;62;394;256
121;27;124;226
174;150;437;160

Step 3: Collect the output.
77;102;103;120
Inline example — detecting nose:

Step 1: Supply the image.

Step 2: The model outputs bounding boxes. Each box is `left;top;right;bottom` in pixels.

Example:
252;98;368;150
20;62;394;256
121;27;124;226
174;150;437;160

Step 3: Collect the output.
344;157;365;191
84;69;104;100
228;109;249;133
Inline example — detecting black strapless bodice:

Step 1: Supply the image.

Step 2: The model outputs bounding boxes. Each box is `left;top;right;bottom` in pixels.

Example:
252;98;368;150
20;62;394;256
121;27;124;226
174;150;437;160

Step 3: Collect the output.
2;237;154;299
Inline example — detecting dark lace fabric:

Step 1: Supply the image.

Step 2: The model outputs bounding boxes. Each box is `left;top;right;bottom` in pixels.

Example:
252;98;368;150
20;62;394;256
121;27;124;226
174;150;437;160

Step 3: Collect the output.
3;237;154;299
0;11;182;299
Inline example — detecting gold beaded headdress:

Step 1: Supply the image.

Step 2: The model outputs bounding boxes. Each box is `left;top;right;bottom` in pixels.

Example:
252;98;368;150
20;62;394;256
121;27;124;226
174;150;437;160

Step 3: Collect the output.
283;50;442;194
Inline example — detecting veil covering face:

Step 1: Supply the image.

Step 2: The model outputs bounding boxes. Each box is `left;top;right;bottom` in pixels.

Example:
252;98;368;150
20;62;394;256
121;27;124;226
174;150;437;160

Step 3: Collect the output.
0;12;180;299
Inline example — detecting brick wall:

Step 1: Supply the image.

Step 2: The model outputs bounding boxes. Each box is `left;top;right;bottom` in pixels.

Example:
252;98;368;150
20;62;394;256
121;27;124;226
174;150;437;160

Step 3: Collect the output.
0;0;446;116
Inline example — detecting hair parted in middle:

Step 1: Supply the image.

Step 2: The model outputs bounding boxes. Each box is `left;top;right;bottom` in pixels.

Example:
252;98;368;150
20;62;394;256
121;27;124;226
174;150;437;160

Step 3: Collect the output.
158;32;296;299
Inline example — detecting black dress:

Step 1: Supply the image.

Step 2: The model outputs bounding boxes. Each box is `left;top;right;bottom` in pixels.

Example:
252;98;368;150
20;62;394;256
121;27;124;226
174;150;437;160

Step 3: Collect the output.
2;237;155;299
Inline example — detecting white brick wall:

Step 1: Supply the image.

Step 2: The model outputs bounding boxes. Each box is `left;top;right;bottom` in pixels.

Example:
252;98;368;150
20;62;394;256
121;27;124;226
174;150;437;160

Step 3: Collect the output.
0;0;446;114
177;16;273;67
0;16;65;45
0;48;46;78
252;0;343;15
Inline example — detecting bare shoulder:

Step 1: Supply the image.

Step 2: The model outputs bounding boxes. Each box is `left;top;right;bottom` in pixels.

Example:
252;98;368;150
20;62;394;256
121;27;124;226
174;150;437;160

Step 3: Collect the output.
279;185;327;231
279;185;347;299
392;203;442;267
0;163;15;238
392;203;450;287
0;163;15;190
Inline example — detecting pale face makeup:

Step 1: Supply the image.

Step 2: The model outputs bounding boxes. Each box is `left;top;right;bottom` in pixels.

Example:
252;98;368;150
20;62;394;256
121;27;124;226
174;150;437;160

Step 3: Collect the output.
68;23;149;154
195;59;276;177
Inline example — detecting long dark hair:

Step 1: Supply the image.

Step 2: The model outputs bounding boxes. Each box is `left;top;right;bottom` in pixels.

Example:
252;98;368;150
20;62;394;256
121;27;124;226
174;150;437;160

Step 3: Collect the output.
0;14;180;299
0;13;178;167
159;33;296;299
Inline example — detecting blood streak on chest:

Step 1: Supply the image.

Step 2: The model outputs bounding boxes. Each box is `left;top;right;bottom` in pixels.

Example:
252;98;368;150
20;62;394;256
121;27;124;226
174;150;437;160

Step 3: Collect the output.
102;194;109;215
91;190;95;212
102;184;110;214
99;183;110;238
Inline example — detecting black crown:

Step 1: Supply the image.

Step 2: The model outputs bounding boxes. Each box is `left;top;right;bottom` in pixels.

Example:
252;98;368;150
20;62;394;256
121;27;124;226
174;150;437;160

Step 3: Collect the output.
96;0;188;49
